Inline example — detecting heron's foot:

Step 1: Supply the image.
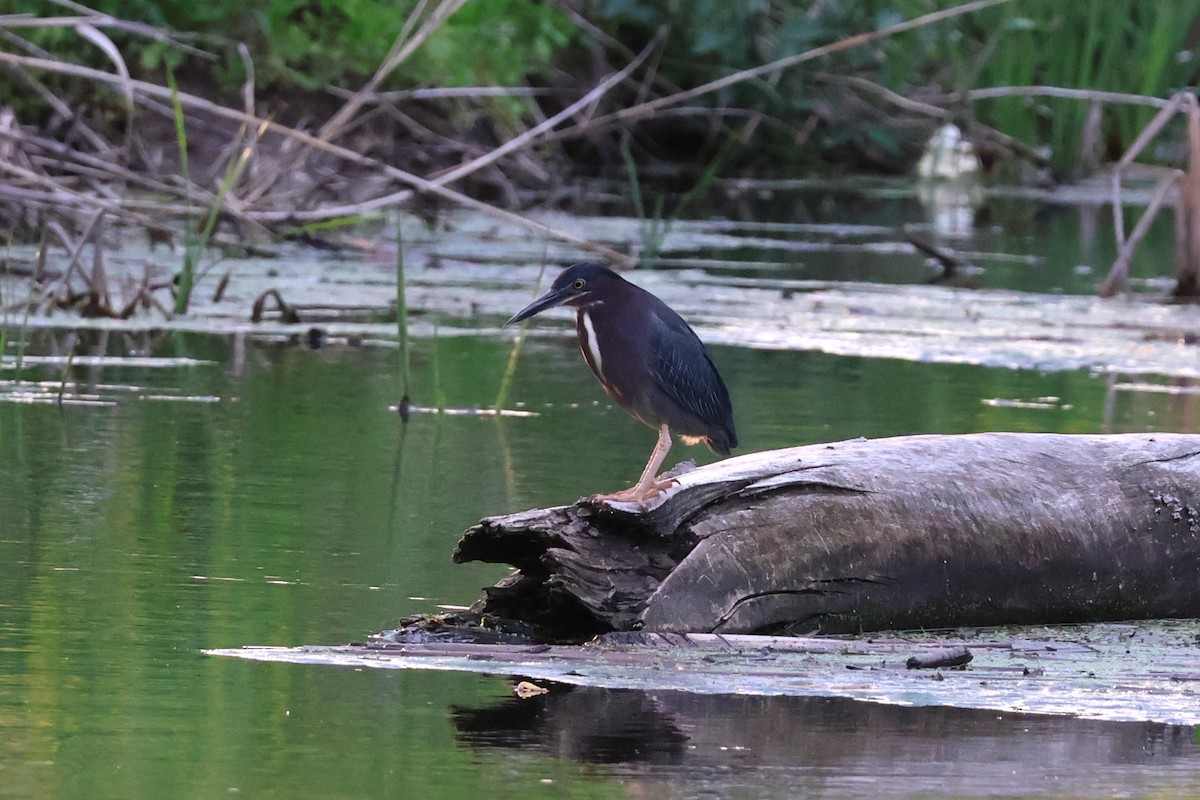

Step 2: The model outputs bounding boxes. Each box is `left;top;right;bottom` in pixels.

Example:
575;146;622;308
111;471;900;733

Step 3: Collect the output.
588;476;679;508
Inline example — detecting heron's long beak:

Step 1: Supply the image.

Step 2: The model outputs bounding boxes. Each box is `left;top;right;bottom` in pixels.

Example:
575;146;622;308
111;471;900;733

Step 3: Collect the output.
505;287;573;326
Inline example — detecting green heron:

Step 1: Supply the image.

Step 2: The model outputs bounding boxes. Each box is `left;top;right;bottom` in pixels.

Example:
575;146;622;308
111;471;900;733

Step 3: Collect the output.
506;263;737;504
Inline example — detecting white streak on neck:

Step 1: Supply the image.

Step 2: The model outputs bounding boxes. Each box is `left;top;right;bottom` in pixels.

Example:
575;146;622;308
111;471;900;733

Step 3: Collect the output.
580;310;603;380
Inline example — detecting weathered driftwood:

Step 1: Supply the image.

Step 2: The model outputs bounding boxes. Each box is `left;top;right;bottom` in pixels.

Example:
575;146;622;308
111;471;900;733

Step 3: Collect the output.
206;621;1200;724
454;433;1200;637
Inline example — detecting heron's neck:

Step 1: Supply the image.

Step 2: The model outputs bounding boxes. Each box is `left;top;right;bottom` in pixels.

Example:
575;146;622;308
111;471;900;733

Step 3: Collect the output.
576;308;605;382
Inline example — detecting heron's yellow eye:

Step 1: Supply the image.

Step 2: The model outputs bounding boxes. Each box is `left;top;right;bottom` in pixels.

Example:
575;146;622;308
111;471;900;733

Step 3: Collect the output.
573;279;586;290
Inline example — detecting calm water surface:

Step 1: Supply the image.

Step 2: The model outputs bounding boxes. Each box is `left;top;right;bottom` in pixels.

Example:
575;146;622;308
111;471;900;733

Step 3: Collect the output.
2;200;1200;798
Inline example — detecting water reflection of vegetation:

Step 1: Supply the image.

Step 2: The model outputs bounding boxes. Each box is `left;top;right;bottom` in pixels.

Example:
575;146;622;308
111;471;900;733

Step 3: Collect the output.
2;330;1197;796
166;70;253;315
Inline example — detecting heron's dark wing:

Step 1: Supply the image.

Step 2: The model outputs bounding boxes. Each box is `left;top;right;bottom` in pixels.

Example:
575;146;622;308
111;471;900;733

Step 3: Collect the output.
648;309;737;452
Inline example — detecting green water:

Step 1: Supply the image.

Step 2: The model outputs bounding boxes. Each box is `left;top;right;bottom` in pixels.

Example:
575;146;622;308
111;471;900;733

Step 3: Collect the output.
1;319;1198;797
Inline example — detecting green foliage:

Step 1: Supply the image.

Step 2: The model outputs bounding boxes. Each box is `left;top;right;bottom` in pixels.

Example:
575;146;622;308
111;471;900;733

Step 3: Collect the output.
987;1;1200;170
13;0;575;110
416;1;574;89
591;0;927;166
161;0;571;92
592;0;1200;173
847;0;1200;171
251;0;413;89
622;132;736;267
596;0;822;91
8;0;1199;177
595;0;858;73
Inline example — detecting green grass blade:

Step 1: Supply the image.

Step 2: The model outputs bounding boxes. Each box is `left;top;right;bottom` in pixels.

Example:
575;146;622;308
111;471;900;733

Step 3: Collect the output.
166;70;189;190
167;70;195;315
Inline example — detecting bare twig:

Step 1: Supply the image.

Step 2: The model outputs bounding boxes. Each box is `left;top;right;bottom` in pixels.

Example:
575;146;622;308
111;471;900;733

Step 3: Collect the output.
245;32;661;222
955;85;1174;109
555;1;682;97
1110;93;1188;249
548;0;1015;141
317;0;468;147
250;288;300;323
1099;92;1200;298
817;73;1051;166
327;86;556;102
7;2;214;59
40;209;105;303
0;30;111;152
242;0;468;204
433;33;662;191
1099;170;1181;297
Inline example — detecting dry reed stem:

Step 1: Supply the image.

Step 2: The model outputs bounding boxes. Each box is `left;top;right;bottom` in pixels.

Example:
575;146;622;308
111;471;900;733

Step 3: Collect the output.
2;0;1008;274
13;127;210;202
9;1;212;59
37;210;104;305
317;0;468;147
959;85;1174;109
89;217;110;309
260;12;656;223
0;50;632;265
428;34;662;195
241;30;658;222
327;86;555;102
74;22;133;118
1110;92;1187;248
0;156;161;229
1180;100;1200;298
820;73;1049;166
1100;171;1182;298
236;42;255;117
242;0;468;203
556;3;682;97
1100;92;1200;297
0;32;111;153
0;120;253;236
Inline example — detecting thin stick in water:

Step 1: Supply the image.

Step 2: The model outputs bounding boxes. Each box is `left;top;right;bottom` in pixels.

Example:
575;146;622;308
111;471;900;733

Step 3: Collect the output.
395;221;412;420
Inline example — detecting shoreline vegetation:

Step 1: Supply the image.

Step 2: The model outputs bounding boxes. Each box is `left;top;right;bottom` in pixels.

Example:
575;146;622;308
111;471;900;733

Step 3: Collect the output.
1;0;1200;319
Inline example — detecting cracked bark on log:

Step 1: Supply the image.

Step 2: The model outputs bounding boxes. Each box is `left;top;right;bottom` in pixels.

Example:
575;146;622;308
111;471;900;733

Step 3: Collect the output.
454;433;1200;639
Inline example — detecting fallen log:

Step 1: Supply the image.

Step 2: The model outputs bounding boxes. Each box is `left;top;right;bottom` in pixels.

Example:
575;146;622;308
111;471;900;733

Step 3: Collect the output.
454;433;1200;638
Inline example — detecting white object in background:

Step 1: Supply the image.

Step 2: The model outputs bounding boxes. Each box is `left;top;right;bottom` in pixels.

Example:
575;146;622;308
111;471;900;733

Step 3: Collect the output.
916;123;982;180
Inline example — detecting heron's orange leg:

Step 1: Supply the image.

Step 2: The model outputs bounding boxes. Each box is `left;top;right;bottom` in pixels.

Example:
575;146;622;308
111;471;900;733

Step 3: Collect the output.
591;424;677;505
